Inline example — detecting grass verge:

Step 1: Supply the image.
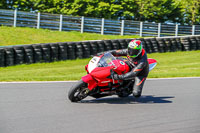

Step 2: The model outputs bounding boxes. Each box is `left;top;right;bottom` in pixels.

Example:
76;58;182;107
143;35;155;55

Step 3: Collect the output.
0;50;200;81
0;26;139;46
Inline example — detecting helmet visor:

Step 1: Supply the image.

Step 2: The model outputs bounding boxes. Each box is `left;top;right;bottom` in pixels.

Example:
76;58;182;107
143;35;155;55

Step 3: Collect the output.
128;47;140;58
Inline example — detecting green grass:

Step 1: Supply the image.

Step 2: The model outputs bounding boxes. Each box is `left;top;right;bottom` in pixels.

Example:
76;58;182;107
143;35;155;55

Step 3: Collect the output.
0;26;139;46
0;26;199;81
0;50;200;81
148;50;200;78
0;59;89;81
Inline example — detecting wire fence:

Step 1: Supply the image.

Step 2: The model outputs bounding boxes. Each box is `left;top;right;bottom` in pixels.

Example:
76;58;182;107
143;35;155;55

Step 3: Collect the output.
1;9;200;37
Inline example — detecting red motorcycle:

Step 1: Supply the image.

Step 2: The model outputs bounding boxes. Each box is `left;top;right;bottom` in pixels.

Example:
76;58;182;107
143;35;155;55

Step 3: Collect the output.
68;52;157;102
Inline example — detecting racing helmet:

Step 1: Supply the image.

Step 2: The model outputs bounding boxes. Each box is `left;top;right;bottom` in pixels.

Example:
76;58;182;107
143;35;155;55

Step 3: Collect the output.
127;39;142;59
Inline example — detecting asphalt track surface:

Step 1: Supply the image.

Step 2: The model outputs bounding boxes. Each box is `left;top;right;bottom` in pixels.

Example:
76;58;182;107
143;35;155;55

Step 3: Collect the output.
0;78;200;133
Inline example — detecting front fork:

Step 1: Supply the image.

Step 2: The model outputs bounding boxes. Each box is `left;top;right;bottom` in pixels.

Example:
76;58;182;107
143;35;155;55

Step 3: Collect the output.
81;74;98;91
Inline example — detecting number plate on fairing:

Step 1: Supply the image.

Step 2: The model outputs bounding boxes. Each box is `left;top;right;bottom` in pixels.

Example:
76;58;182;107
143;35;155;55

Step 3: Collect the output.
88;56;100;73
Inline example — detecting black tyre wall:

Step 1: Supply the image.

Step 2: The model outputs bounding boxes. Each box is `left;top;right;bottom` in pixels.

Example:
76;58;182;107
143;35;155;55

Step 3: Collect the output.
144;38;153;53
195;36;200;50
96;41;105;53
163;38;171;52
75;42;83;59
139;38;147;52
41;44;51;62
13;46;25;65
23;45;34;64
125;39;132;44
156;38;167;52
118;39;128;49
111;39;120;50
32;44;43;63
67;42;76;59
175;38;183;51
82;41;91;58
1;36;200;67
189;37;198;50
0;48;5;67
180;37;190;51
89;41;98;56
5;47;15;66
150;38;159;53
58;42;68;60
103;40;113;51
169;38;178;52
50;43;59;61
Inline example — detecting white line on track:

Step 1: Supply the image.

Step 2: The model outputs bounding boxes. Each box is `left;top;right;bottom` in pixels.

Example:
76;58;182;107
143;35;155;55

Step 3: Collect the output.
0;77;200;84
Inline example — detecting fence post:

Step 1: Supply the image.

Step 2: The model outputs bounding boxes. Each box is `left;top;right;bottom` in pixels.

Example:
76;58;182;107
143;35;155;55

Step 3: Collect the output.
158;23;161;37
192;25;195;35
13;9;17;27
37;12;41;29
175;24;178;37
140;22;143;37
101;18;105;35
81;16;84;33
59;14;63;31
121;20;125;36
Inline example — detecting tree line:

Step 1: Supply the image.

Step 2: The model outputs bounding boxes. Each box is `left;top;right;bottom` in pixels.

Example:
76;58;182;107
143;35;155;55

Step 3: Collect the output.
1;0;200;25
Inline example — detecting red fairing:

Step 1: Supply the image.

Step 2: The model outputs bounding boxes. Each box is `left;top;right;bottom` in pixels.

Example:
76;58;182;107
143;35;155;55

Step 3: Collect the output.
91;67;112;86
112;60;130;74
148;58;157;71
90;67;113;87
82;57;130;91
82;74;97;91
82;67;112;91
85;64;89;73
148;58;157;65
90;67;111;79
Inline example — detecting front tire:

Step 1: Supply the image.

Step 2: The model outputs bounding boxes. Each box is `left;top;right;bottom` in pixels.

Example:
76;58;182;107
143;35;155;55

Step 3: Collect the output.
68;80;89;102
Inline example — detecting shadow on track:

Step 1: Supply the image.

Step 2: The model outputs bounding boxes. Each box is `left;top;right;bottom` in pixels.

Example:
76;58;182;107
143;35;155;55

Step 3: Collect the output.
81;95;174;104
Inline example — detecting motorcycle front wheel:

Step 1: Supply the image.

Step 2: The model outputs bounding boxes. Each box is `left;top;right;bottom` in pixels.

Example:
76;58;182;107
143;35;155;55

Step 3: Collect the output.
68;80;89;102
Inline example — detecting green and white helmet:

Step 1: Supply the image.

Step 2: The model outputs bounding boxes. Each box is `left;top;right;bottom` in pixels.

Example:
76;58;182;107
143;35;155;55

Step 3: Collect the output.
127;39;142;59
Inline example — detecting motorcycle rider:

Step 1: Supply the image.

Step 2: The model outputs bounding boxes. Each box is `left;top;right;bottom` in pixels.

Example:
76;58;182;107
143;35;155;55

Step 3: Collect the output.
109;39;149;98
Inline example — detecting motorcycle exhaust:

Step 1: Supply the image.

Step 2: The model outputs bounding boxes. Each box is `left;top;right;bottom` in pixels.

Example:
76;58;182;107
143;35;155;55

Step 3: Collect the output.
100;90;116;95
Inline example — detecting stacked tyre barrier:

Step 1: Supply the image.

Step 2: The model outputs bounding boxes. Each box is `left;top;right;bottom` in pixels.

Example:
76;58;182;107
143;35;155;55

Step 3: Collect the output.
0;36;200;67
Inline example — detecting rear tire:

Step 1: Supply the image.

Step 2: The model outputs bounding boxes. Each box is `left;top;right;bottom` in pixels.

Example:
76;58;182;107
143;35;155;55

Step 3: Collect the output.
68;80;88;102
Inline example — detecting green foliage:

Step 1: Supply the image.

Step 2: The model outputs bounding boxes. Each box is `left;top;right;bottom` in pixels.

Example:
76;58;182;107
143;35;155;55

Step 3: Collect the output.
132;0;183;23
2;0;200;25
179;0;200;25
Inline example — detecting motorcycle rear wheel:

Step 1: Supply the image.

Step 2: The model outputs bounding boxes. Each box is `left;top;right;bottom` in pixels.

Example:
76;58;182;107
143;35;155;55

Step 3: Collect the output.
68;80;88;102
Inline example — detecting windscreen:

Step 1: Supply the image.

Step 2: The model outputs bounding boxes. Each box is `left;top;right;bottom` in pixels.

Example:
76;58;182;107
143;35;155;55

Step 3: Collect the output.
97;52;119;68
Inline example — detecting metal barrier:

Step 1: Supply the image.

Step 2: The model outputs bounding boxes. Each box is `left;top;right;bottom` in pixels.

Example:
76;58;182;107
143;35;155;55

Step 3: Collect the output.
1;9;200;37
